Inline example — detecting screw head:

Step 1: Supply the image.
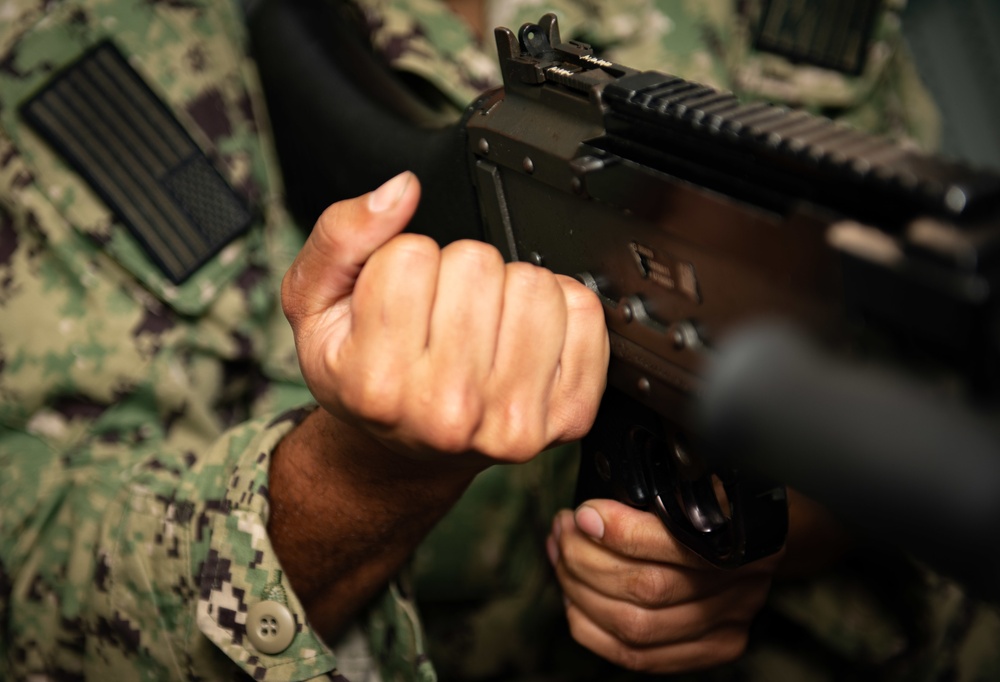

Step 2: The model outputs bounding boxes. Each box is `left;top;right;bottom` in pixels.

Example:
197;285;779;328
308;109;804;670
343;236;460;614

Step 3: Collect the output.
619;302;633;323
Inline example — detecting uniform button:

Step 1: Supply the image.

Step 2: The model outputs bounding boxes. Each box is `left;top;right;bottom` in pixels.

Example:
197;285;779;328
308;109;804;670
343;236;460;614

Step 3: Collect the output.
246;600;296;654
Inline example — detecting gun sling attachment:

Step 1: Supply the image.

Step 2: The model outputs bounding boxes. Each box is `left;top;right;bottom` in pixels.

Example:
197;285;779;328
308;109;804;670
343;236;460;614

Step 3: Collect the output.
249;2;1000;598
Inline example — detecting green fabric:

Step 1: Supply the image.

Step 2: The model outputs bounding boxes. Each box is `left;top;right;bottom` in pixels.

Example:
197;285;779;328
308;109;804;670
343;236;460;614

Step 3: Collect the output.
0;1;428;679
2;0;995;680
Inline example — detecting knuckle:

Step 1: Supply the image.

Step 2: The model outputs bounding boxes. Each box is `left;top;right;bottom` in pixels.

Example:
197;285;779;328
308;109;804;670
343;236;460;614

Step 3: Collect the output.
424;385;481;452
506;261;559;297
312;202;340;237
501;402;547;459
711;628;750;666
314;204;357;254
564;609;653;674
280;267;304;320
338;367;402;426
382;233;440;263
622;565;675;607
549;400;600;443
477;401;545;462
583;299;610;336
611;606;659;648
557;531;580;566
444;239;504;270
562;277;605;314
424;429;470;456
564;613;586;651
478;436;539;463
608;645;655;674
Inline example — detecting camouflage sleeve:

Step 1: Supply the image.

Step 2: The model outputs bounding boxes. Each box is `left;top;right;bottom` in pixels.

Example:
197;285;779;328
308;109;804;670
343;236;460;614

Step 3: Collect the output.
0;1;433;680
2;404;329;678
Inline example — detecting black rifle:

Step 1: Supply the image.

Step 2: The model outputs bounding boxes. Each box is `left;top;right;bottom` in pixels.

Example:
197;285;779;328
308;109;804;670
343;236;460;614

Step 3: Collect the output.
248;2;1000;598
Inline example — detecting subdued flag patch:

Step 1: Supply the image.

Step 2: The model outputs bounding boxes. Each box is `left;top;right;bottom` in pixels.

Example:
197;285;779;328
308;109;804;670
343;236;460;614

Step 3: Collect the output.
20;40;252;284
752;0;883;75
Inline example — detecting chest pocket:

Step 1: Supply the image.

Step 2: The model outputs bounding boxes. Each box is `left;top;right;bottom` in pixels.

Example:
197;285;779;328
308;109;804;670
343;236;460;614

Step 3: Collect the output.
2;1;268;316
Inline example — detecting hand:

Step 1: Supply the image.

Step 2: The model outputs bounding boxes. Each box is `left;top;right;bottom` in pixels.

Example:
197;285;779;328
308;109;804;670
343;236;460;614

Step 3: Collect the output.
547;499;782;674
272;172;608;637
281;171;609;470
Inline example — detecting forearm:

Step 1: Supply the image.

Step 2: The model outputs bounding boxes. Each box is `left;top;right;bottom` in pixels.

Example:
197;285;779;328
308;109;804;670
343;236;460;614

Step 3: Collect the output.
267;406;478;640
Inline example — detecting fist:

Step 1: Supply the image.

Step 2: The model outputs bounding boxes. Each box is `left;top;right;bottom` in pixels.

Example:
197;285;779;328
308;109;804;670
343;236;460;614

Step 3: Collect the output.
282;172;610;469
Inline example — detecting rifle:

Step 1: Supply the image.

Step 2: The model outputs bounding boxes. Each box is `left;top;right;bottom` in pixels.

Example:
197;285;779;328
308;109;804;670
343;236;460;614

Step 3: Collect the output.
248;2;1000;598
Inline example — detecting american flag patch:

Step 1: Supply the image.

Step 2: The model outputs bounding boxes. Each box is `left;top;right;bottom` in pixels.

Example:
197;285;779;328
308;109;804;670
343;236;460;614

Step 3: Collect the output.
20;40;252;284
752;0;883;75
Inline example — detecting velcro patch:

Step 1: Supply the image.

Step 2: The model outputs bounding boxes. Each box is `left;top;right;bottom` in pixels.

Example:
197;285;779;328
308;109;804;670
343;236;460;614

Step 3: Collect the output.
752;0;883;75
20;40;252;284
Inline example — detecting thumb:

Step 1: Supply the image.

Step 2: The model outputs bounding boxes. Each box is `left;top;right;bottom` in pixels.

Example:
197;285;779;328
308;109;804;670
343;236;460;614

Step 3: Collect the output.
574;499;708;567
282;171;421;326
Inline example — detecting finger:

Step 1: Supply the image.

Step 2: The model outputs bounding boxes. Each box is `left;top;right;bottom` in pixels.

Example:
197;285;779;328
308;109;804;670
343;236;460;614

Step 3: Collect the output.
551;510;713;607
427;240;506;392
563;601;751;675
572;499;711;567
372;240;506;455
555;539;773;640
348;233;441;365
473;263;568;460
330;234;442;424
573;500;785;582
282;171;421;327
561;577;764;651
547;275;609;442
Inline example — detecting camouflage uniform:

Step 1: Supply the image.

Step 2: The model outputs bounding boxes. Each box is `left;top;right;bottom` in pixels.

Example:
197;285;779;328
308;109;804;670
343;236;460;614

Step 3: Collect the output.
0;1;428;679
1;1;997;682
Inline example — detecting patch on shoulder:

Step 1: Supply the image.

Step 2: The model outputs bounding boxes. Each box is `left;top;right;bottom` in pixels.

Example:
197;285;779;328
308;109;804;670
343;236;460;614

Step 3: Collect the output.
20;40;252;284
751;0;883;75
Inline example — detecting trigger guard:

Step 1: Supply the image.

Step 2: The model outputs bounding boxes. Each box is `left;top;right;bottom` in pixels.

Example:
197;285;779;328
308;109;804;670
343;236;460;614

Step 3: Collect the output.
644;434;787;567
579;387;787;568
678;475;728;534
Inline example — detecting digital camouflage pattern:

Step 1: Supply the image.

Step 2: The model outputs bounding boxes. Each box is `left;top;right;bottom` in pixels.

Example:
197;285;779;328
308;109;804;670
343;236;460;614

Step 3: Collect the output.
0;1;430;680
1;1;998;681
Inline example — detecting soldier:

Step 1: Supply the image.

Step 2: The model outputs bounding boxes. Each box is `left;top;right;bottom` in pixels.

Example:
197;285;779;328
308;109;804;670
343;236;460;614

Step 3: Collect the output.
0;1;607;679
1;1;997;681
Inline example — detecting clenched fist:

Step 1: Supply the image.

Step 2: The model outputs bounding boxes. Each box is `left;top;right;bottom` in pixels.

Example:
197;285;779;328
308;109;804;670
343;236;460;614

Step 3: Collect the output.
270;171;609;639
281;170;610;470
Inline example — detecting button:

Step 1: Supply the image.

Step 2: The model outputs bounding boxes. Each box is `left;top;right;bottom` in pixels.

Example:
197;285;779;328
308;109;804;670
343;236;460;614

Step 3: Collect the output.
246;600;295;654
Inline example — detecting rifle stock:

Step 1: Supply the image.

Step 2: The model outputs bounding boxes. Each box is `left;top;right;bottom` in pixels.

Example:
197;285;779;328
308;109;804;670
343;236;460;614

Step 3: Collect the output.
249;2;1000;593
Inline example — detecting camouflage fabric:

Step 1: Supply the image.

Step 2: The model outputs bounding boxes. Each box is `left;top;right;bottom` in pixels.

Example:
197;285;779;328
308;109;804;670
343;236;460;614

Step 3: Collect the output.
347;1;1000;680
1;0;996;681
0;1;431;680
353;0;940;149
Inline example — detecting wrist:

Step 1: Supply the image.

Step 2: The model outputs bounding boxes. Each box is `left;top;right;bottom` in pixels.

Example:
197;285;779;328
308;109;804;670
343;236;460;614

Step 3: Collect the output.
266;406;479;638
305;407;482;496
